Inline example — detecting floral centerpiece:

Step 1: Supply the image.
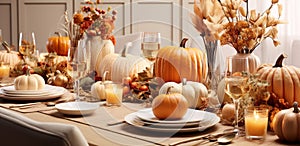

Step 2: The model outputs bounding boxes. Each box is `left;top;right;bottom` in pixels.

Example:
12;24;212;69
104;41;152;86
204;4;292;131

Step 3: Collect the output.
193;0;283;53
192;0;284;76
64;0;117;47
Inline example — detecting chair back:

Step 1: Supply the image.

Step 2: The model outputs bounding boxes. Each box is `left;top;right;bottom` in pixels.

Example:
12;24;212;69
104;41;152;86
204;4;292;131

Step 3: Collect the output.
0;107;89;146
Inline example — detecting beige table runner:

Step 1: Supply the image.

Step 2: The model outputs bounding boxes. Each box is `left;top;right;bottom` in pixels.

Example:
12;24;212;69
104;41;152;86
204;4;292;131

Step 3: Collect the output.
39;103;292;146
0;100;294;146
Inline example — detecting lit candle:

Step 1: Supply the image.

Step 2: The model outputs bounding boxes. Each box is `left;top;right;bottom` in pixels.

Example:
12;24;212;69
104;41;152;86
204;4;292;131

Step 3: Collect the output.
105;83;123;106
0;62;10;78
245;107;268;140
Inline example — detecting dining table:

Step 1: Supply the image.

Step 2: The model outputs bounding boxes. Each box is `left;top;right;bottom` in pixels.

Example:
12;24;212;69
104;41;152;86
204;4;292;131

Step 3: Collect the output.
0;85;297;146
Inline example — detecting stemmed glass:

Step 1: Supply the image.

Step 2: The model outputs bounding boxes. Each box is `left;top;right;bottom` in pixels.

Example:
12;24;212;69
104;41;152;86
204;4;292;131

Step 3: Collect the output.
224;56;250;136
19;32;36;58
68;40;90;101
141;32;161;73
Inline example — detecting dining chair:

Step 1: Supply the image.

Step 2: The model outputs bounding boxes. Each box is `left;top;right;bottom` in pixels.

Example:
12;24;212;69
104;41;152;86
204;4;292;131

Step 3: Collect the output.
0;107;89;146
114;32;143;56
291;39;300;67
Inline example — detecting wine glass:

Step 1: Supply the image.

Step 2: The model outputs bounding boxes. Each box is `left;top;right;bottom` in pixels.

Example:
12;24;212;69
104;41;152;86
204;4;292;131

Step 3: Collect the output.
19;32;36;57
68;40;90;101
141;32;161;73
224;56;250;136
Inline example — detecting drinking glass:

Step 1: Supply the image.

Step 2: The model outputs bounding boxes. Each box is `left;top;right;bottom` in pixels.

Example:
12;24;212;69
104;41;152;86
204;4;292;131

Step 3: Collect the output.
224;56;250;136
68;40;90;101
0;29;2;44
141;32;161;72
19;32;36;57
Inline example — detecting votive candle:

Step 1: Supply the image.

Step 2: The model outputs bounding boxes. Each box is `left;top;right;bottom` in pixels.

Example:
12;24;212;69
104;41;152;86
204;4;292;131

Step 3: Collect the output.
245;107;268;140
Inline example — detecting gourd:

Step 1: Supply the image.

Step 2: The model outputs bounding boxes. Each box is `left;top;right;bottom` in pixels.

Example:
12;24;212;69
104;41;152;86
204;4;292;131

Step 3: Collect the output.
91;71;111;100
152;86;188;120
47;70;68;87
0;42;21;66
272;102;300;143
97;42;150;82
14;70;45;90
221;103;235;125
46;32;70;56
154;38;207;83
256;54;300;106
158;79;208;109
92;37;115;74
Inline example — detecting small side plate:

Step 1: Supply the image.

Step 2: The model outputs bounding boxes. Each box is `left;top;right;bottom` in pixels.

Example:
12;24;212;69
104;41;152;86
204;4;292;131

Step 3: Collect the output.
55;101;99;115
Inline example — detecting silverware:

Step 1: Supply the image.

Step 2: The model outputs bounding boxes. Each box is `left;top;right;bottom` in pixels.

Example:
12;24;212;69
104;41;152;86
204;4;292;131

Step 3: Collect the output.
107;120;125;126
168;131;236;146
8;102;42;108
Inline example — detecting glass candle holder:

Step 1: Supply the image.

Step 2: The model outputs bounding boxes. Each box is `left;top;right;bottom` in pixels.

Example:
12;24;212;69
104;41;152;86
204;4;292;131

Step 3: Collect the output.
244;106;269;140
105;82;123;106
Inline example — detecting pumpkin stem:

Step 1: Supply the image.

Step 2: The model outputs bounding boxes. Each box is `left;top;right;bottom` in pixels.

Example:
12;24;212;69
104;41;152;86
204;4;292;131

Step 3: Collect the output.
293;102;299;113
54;32;62;37
166;86;174;95
102;71;109;82
121;42;132;57
25;68;31;76
182;78;187;86
273;54;287;68
179;38;189;48
2;41;11;53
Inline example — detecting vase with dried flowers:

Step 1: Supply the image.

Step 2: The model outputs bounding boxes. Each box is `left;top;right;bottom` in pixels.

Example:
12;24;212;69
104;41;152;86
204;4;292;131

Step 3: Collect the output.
65;0;117;77
192;0;284;106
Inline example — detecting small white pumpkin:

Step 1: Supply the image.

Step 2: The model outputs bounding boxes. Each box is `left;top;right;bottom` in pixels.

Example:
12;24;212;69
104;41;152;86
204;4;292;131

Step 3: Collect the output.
91;71;112;100
158;79;208;109
0;43;21;67
14;70;45;90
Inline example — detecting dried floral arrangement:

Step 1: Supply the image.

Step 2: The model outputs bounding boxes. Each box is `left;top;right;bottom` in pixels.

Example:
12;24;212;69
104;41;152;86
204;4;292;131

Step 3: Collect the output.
61;0;117;47
192;0;285;53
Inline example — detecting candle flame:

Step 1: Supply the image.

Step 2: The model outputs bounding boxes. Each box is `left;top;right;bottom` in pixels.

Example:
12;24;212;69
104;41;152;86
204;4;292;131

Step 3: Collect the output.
254;110;259;119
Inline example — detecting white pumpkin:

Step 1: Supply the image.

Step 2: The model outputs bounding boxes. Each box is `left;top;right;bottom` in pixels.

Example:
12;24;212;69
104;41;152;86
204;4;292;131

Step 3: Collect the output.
158;79;208;109
91;71;112;100
14;71;45;90
97;42;150;82
92;37;115;75
0;48;20;67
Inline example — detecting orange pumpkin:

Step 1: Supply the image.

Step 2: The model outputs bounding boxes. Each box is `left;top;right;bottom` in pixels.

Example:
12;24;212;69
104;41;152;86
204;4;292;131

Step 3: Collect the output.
154;38;207;83
272;102;300;143
46;32;70;56
256;54;300;106
152;86;188;120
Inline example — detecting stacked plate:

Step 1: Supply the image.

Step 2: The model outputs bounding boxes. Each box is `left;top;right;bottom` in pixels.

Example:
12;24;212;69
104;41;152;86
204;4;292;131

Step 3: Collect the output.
0;84;67;101
124;108;220;133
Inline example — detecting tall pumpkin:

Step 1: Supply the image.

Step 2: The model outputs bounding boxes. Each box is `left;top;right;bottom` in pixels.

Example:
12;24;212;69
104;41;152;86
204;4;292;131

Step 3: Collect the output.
154;38;207;83
91;37;115;75
256;54;300;106
97;42;150;82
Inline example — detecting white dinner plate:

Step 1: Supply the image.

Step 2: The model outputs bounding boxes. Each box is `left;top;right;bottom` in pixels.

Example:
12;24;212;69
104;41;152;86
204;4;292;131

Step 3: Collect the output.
1;84;57;95
124;111;220;133
55;102;99;115
0;85;66;101
136;108;207;124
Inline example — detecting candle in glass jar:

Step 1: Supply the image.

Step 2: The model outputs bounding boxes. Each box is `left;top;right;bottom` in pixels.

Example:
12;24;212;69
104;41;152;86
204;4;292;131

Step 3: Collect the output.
0;62;10;78
245;107;268;140
105;83;123;106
